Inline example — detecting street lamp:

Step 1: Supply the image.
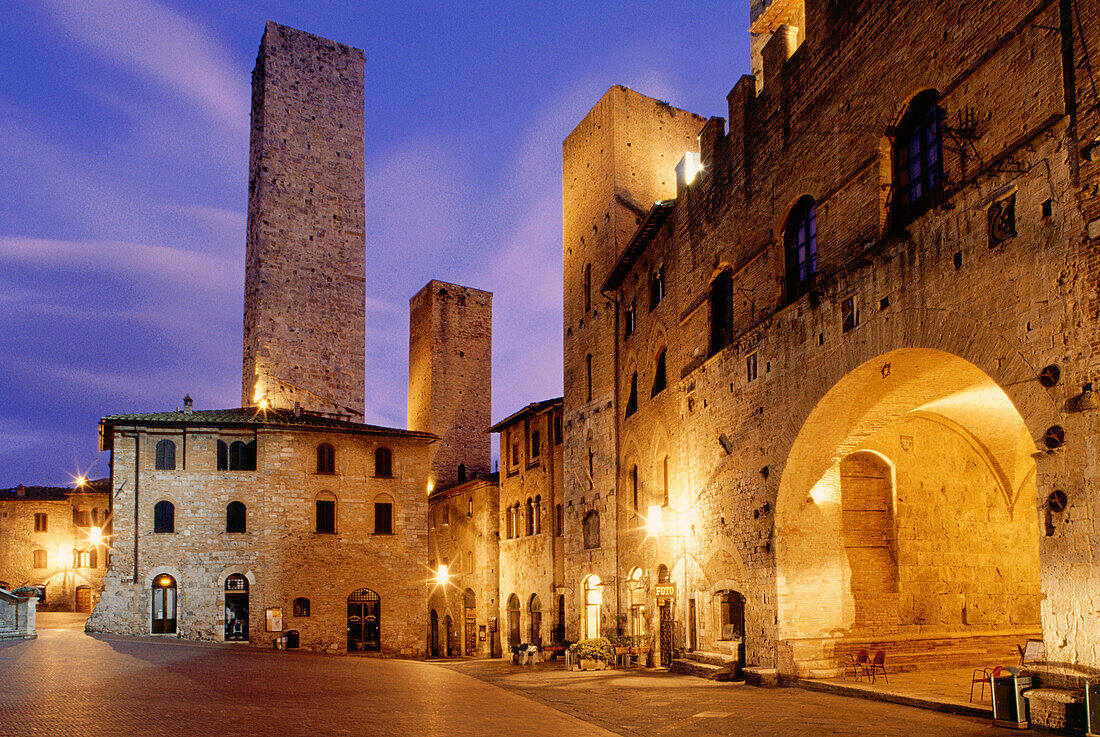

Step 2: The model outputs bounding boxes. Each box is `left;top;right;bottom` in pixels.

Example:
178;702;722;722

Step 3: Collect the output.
435;564;448;587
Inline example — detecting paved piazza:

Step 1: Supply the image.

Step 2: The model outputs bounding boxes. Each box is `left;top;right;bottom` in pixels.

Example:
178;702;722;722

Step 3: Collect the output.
0;616;1006;736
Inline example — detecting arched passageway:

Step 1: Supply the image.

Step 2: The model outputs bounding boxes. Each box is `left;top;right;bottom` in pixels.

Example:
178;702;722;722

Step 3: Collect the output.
775;349;1042;674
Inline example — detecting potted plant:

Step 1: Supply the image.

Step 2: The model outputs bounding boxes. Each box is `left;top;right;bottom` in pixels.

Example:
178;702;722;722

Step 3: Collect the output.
610;635;632;656
629;635;650;654
573;637;612;670
544;639;573;660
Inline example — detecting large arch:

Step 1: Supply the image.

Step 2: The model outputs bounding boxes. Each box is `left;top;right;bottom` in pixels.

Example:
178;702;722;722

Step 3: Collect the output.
774;345;1048;675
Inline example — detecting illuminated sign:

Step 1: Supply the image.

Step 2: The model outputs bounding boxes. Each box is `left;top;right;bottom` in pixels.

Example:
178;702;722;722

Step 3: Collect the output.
655;583;676;599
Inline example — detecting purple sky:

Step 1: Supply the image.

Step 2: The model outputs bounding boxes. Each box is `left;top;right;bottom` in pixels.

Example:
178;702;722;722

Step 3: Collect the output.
0;1;750;488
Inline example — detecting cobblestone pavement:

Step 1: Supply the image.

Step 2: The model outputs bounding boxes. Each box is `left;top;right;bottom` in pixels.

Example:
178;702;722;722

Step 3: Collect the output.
439;658;1010;737
2;617;1009;737
0;618;616;737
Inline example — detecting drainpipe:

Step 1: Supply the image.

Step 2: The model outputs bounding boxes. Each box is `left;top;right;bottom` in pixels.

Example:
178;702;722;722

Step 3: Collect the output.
133;429;140;584
602;285;623;635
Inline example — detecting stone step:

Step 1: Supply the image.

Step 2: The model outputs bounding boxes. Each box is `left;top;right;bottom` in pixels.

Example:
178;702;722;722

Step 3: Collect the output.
669;658;733;681
685;650;736;668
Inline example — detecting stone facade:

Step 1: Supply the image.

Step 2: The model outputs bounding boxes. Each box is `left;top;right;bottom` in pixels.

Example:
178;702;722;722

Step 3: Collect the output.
0;481;110;612
562;0;1100;680
409;280;493;491
426;475;500;657
491;399;565;650
242;21;366;417
87;407;433;655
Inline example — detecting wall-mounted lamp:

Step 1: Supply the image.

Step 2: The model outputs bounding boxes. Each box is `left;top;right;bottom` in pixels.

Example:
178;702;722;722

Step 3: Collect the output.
646;505;663;535
436;564;449;587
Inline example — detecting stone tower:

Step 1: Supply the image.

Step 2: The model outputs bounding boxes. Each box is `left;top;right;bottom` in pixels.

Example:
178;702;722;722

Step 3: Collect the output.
561;86;704;633
241;21;366;417
408;280;492;492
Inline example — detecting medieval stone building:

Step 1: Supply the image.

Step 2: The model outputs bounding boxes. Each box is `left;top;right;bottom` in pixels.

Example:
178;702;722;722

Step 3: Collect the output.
559;0;1100;699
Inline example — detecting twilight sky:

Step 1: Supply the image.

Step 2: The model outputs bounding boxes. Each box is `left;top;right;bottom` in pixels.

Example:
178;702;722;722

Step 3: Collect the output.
0;0;750;488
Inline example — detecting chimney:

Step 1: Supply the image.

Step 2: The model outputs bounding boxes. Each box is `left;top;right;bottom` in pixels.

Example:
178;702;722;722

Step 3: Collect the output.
16;484;25;497
183;394;194;414
294;401;301;418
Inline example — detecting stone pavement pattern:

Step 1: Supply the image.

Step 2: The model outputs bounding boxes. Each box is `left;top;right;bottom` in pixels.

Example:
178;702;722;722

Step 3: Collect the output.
0;616;1009;736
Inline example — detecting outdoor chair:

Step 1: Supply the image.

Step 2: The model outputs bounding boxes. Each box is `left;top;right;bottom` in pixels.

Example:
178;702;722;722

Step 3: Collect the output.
970;665;1002;702
865;650;888;684
1018;638;1044;665
844;649;870;681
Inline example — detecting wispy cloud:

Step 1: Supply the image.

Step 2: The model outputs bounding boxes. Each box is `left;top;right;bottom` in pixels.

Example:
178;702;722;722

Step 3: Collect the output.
32;0;249;136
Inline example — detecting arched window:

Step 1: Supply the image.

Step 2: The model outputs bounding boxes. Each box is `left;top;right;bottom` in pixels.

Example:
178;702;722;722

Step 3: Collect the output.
153;501;174;533
374;447;393;478
631;464;639;511
893;90;945;226
293;597;310;617
226;501;246;533
582;510;600;549
525;498;534;536
785;195;818;302
315;492;337;534
534;495;542;534
151;574;176;634
662;455;670;506
457;463;467;483
554;503;563;537
710;269;733;355
625;372;638;417
218;440;256;471
155;439;176;470
657;564;670;583
316;443;335;474
584;575;602;639
651;349;667;397
650;266;665;311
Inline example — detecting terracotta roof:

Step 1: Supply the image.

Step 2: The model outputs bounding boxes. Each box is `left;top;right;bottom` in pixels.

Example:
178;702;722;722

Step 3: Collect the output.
428;472;500;501
487;397;563;434
100;407;437;440
601;200;676;292
0;478;109;501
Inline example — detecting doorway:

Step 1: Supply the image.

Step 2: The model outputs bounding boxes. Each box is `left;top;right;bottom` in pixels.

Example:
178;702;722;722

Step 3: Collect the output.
429;609;440;656
444;614;454;656
506;594;520;648
528;595;542;647
659;603;673;667
75;585;91;613
464;589;476;656
151;574;176;634
347;588;380;652
224;574;249;641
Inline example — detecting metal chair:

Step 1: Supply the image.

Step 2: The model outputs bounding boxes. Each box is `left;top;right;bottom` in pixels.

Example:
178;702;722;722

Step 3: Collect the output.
971;665;1002;702
844;649;870;681
866;650;888;684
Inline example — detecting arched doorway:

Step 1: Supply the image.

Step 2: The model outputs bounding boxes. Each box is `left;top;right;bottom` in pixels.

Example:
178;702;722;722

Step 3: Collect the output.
528;595;542;647
75;585;92;613
224;574;249;641
347;588;380;652
775;348;1043;674
429;609;440;656
151;574;176;634
463;589;476;656
556;594;566;644
444;614;455;656
583;575;602;639
628;568;646;640
506;594;520;648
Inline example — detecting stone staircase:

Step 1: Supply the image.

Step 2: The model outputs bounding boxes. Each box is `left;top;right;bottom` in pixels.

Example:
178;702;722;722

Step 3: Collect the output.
789;629;1039;679
669;650;740;681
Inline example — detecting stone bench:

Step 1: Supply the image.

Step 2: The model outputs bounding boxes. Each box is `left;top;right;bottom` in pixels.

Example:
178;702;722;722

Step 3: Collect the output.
744;667;779;688
1023;687;1086;733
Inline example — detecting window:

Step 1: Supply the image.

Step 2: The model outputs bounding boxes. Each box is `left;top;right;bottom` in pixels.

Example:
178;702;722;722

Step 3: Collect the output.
583;510;600;549
316;443;335;474
374;447;392;477
34;513;47;532
531;430;541;459
662;456;670;506
588;448;595;488
718;591;745;640
625;372;638;418
631;464;639;511
315;494;336;534
586;354;593;402
554;415;563;445
226;501;246;533
893;90;945;226
746;352;758;382
153;501;174;533
155;439;176;470
374;501;393;534
554;504;564;537
457;463;467;483
534;495;542;534
293;597;310;617
465;551;473;572
584;263;592;312
218;440;256;471
841;296;858;333
73;509;90;527
33;549;47;568
709;269;734;356
89;548;98;568
650;266;665;311
525;498;534;536
505;505;513;539
584;575;602;639
443;505;450;525
511;440;520;467
624;298;636;337
651;349;667;397
785;196;818;302
75;549;95;568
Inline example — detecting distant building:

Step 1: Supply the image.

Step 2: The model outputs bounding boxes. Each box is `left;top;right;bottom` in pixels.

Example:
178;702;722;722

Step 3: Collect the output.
0;479;110;612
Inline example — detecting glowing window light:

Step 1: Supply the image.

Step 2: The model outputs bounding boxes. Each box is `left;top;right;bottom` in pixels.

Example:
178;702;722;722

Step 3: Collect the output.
436;564;448;586
89;526;103;546
647;505;663;535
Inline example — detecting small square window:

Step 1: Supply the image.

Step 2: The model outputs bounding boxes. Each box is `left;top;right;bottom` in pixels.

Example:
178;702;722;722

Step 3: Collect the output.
34;513;47;532
1041;198;1053;219
746;352;758;382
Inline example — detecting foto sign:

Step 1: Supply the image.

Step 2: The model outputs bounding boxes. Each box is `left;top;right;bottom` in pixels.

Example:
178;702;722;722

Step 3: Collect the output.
655;583;676;600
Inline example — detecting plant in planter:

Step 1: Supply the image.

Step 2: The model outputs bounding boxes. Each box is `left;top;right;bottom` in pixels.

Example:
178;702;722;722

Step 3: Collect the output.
573;637;612;670
610;635;632;655
629;635;650;653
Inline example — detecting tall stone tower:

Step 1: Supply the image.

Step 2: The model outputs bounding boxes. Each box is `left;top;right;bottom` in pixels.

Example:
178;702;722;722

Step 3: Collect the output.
561;86;704;632
408;281;492;492
241;21;366;417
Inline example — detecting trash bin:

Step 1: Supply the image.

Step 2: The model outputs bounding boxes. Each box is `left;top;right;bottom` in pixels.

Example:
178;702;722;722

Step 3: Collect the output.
1086;680;1099;737
992;666;1034;730
285;630;300;649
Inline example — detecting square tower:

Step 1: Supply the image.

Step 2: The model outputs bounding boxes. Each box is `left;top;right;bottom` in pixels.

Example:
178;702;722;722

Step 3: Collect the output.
408;280;492;491
242;21;366;417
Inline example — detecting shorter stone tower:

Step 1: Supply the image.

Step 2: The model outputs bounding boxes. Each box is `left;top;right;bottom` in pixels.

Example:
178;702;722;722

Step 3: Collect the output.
408;280;492;492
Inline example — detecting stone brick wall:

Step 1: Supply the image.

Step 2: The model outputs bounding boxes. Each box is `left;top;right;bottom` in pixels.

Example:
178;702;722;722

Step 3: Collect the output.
409;280;492;491
568;0;1100;673
88;422;430;656
497;402;565;647
427;476;500;657
242;21;366;417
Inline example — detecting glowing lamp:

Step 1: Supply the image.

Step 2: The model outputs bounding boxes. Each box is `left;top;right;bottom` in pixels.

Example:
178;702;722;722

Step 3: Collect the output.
436;564;448;586
647;505;663;535
75;475;87;487
89;526;103;546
